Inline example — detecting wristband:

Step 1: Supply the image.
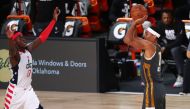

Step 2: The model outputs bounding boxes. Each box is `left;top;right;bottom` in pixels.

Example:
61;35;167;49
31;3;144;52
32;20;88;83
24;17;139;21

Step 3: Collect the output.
11;32;22;40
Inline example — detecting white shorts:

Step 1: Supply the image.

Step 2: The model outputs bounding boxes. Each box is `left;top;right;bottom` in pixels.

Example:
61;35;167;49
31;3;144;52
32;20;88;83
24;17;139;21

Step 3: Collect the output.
4;83;40;109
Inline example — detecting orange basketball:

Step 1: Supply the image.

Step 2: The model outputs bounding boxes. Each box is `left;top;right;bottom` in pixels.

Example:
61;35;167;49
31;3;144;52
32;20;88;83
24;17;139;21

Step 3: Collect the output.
130;4;148;21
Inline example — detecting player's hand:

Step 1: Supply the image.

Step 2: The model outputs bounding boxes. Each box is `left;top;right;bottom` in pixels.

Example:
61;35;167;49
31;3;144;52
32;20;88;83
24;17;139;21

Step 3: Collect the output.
134;15;148;25
5;27;14;39
53;7;61;21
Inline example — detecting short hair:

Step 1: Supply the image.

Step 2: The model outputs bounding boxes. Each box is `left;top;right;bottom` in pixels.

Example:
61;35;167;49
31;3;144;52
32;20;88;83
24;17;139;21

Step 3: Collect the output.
161;9;174;18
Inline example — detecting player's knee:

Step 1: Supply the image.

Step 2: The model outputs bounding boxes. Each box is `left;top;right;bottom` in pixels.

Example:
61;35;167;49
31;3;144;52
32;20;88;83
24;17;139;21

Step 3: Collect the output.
37;104;43;109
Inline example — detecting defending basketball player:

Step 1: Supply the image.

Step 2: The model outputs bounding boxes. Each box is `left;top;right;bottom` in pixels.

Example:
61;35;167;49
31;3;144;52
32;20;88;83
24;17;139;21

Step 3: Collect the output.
123;6;166;109
4;7;60;109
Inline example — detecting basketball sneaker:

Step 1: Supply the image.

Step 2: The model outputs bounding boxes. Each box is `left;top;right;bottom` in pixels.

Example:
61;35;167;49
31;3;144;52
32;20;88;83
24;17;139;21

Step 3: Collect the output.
179;92;190;96
173;75;183;88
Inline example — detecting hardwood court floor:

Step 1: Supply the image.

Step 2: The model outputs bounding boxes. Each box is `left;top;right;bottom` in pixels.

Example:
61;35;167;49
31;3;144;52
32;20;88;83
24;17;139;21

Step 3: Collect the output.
1;89;190;109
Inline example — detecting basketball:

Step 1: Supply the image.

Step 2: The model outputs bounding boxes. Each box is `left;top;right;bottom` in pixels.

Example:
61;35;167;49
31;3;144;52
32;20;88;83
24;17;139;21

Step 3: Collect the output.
130;4;148;21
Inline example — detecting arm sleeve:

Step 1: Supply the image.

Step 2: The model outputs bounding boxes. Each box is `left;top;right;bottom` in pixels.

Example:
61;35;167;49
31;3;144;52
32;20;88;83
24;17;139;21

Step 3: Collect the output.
39;19;56;43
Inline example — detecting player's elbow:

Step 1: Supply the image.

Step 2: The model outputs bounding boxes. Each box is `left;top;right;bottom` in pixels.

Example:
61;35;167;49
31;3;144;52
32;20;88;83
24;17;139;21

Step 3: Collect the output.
123;36;133;45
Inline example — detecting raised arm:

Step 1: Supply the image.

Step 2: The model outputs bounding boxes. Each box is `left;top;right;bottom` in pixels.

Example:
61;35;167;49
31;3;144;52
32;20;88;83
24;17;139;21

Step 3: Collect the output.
27;7;61;52
123;21;137;44
8;39;20;67
123;16;149;49
5;26;20;67
123;15;158;59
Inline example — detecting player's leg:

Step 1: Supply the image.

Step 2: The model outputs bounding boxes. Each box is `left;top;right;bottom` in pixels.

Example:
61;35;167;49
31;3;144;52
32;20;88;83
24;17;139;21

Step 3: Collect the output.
4;83;25;109
37;104;43;109
154;83;166;109
142;90;146;109
4;83;14;109
141;81;155;109
24;87;40;109
142;71;156;108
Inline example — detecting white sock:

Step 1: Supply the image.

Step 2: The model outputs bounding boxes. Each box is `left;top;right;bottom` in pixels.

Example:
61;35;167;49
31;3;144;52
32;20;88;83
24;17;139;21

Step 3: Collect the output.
146;107;155;109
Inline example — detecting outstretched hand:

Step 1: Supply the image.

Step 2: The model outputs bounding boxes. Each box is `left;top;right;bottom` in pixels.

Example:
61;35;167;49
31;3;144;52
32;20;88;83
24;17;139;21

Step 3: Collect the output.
53;7;61;21
134;15;148;25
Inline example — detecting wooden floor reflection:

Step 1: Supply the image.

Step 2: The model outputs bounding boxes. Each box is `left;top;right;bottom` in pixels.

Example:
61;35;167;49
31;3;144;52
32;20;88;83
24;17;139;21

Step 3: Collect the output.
1;89;190;109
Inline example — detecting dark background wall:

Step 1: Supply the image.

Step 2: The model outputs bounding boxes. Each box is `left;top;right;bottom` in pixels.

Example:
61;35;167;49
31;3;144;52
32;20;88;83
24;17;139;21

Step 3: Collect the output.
0;37;118;92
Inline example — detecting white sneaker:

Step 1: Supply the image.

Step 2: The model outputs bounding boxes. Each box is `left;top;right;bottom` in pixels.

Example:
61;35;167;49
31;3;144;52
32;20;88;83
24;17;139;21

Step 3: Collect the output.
179;92;190;96
141;81;145;86
173;75;183;88
179;92;186;95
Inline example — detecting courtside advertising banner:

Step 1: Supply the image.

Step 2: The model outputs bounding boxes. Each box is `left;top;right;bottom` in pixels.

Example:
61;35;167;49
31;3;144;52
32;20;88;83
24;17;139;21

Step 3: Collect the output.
0;38;99;92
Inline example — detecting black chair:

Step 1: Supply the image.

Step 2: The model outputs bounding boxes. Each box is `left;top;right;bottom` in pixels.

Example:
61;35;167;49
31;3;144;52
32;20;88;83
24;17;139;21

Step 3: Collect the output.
161;59;177;77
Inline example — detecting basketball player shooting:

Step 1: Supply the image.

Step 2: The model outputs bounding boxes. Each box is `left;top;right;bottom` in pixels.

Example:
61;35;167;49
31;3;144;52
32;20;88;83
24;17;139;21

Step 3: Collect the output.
4;7;60;109
123;4;166;109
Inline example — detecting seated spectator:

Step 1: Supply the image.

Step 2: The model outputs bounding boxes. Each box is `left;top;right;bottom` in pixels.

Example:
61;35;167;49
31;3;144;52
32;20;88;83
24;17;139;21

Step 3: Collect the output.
157;9;189;88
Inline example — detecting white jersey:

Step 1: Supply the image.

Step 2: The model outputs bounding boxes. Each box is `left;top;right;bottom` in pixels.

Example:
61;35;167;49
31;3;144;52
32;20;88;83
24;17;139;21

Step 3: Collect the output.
10;49;33;88
4;49;40;109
